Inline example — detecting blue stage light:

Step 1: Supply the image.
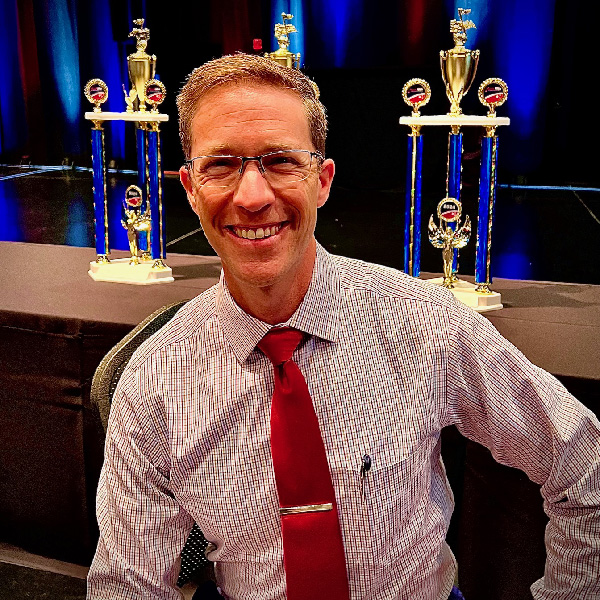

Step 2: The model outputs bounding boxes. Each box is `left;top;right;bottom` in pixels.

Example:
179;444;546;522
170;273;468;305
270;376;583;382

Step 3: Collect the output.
0;182;23;242
493;0;556;171
43;0;81;149
65;193;92;247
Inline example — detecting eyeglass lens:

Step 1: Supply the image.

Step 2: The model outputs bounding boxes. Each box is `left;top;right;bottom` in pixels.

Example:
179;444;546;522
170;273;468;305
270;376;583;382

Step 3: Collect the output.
188;150;318;188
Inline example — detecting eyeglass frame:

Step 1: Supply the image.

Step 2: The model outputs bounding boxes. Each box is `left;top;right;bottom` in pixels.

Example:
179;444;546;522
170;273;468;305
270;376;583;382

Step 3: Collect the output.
183;149;325;189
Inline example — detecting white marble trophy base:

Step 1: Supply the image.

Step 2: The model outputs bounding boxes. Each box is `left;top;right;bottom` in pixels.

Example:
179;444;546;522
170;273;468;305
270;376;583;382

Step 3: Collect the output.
428;278;503;312
88;258;174;285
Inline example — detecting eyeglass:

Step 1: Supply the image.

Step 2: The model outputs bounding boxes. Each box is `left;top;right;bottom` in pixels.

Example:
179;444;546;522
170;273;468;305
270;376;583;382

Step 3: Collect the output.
184;149;324;189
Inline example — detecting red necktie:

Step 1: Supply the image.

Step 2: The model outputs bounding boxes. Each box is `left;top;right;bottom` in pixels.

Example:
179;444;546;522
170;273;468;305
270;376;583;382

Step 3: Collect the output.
258;327;350;600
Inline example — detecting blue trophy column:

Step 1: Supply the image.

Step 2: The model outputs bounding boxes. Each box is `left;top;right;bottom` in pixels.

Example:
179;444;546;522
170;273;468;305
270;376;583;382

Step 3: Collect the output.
403;126;423;277
91;123;109;260
136;124;149;255
447;129;462;273
147;122;166;264
475;131;498;292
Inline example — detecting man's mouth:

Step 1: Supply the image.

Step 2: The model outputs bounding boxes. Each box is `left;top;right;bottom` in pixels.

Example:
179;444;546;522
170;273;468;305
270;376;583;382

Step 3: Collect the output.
228;223;284;240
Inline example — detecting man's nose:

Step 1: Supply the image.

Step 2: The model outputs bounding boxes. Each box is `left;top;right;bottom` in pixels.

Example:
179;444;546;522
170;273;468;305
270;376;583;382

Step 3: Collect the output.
232;161;275;212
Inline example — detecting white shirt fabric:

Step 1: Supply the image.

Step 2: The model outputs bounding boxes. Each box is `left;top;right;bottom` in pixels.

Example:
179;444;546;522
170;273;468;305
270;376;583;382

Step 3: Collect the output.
87;244;600;600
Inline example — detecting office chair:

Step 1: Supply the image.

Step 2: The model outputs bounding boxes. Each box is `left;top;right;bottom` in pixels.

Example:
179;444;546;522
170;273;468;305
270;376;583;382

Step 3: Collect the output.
91;301;216;595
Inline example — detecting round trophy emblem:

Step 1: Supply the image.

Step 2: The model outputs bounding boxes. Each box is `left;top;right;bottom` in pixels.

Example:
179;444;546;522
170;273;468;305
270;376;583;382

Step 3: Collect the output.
144;79;166;111
402;78;431;115
437;197;462;223
124;185;143;208
478;78;508;115
84;79;108;112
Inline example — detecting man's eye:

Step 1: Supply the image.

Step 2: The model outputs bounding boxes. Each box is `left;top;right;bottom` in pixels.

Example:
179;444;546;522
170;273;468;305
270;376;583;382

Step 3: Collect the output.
264;153;303;169
199;157;240;176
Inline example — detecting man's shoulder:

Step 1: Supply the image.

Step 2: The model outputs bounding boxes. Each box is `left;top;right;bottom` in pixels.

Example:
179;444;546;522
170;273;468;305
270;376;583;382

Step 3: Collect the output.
328;252;458;310
123;284;220;372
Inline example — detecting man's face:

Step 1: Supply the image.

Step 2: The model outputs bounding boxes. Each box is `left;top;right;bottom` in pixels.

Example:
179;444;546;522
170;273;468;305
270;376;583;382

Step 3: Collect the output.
180;84;334;300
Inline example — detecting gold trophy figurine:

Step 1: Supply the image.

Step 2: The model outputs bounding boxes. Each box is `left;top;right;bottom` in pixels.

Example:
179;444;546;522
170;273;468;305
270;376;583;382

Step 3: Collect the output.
122;185;151;265
126;18;156;112
440;9;480;115
265;13;301;69
428;197;471;288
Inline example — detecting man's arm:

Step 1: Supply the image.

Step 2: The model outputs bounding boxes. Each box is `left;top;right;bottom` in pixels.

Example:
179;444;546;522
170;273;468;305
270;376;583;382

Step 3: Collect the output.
444;303;600;599
87;370;194;599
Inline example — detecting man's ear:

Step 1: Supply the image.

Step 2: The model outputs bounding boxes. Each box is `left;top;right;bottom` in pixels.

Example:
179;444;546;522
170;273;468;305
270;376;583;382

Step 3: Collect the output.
179;165;198;214
317;158;335;208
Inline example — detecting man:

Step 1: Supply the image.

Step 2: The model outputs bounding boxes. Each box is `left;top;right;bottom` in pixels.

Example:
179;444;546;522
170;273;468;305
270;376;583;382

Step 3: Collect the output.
87;54;600;599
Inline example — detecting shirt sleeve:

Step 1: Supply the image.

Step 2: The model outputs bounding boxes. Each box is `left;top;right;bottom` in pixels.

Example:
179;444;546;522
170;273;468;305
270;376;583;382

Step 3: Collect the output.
445;302;600;599
87;368;195;599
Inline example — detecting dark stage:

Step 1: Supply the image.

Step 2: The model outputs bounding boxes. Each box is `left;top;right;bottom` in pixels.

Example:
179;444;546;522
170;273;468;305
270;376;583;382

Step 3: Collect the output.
1;165;599;287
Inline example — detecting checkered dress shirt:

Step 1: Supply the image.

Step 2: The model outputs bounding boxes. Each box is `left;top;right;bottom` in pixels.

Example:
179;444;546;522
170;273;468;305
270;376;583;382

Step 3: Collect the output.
88;244;600;600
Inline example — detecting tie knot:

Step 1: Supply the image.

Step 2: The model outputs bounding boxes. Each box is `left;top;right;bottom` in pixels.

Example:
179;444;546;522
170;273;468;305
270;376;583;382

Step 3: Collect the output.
258;327;304;366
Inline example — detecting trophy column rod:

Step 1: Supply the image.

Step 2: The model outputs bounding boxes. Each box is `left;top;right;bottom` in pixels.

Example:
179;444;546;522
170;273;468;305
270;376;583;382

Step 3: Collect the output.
403;125;423;277
136;123;149;256
446;126;463;274
91;121;109;261
475;128;498;292
146;121;167;267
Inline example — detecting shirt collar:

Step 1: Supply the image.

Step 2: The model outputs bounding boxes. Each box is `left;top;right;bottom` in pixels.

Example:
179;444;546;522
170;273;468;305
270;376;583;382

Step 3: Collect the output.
216;243;341;364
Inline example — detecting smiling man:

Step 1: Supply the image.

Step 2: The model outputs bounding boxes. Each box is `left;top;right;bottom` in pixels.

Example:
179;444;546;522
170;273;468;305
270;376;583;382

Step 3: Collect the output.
87;54;600;600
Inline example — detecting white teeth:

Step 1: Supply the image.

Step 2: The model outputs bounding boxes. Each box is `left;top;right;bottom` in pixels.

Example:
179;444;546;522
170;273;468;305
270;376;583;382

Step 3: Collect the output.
233;224;281;239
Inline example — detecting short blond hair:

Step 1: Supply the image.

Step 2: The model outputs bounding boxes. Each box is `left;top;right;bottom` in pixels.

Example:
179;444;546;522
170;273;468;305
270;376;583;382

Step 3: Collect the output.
177;53;327;159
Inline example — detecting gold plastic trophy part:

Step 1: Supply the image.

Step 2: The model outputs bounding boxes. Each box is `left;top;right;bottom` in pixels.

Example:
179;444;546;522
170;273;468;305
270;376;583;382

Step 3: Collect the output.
428;198;472;288
440;9;480;116
126;19;156;112
265;13;301;69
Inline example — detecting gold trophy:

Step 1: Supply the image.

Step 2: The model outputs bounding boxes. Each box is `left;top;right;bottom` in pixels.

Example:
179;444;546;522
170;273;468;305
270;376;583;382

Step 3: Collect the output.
478;78;508;117
122;185;151;265
126;19;156;112
265;13;301;69
440;8;480;115
144;79;166;113
402;78;431;117
84;79;108;112
428;197;471;288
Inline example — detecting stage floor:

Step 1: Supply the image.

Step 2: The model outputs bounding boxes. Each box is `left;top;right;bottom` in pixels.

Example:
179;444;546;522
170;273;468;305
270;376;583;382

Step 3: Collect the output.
0;164;599;285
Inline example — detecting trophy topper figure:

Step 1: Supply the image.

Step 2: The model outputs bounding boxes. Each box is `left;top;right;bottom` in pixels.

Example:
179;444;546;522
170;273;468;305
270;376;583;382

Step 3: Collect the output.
265;13;301;69
450;8;476;47
129;19;150;53
428;197;471;288
122;185;151;265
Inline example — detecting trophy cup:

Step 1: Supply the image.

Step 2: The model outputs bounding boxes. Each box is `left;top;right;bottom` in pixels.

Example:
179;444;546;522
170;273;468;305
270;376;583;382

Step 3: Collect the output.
265;13;301;69
122;185;152;265
440;8;479;116
428;198;471;288
126;19;156;112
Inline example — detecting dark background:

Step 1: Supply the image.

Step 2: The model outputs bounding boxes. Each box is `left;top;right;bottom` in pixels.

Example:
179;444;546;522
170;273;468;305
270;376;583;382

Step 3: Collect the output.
1;0;599;283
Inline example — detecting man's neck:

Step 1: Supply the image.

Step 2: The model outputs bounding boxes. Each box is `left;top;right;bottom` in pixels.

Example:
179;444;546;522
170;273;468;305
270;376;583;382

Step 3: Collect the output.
224;250;317;326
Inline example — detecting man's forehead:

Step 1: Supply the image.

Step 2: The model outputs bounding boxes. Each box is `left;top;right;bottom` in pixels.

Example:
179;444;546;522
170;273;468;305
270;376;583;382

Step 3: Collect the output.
189;82;311;152
192;81;303;119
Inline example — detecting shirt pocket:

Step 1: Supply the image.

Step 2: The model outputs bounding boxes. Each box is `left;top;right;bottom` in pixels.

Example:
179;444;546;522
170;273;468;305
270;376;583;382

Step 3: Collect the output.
331;436;434;567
